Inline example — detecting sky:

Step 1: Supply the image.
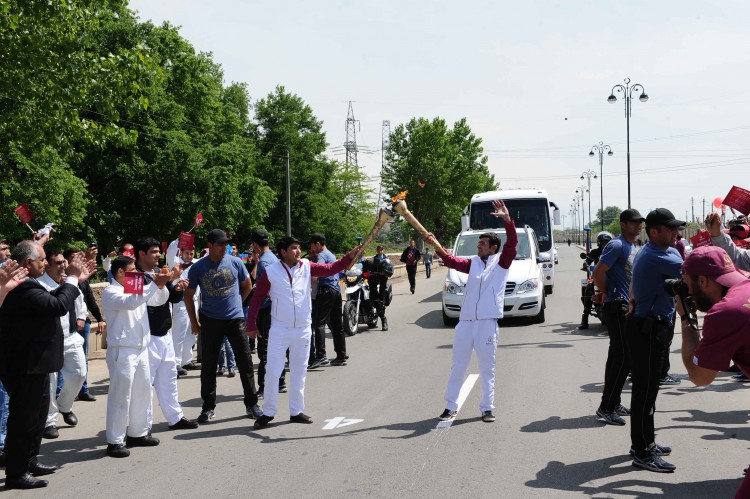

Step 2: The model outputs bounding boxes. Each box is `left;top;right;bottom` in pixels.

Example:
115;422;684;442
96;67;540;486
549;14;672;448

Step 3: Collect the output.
128;0;750;229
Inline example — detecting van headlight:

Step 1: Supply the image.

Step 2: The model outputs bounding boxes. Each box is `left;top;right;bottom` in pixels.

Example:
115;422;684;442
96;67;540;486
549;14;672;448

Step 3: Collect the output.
516;278;539;294
444;281;464;295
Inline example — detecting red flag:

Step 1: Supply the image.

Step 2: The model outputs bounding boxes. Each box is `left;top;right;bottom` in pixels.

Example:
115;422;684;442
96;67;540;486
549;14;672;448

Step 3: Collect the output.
194;212;204;227
723;186;750;215
14;204;35;224
122;249;135;259
123;271;145;295
178;232;195;250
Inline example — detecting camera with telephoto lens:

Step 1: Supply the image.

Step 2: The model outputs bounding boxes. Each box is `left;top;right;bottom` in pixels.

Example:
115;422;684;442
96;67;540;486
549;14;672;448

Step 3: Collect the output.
664;278;690;299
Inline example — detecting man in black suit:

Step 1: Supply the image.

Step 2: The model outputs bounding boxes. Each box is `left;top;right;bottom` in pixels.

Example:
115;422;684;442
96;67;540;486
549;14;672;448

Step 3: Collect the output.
0;241;95;489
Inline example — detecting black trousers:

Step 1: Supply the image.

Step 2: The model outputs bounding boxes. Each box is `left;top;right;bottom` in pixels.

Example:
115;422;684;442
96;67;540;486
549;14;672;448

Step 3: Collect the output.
370;275;388;319
660;314;676;378
0;372;49;479
256;306;286;391
628;315;671;457
600;302;630;412
406;265;417;291
312;286;346;359
199;314;258;411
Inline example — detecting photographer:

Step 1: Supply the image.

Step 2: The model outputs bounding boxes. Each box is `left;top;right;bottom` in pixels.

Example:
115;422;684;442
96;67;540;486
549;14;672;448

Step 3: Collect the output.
627;208;684;473
678;245;750;497
592;209;644;426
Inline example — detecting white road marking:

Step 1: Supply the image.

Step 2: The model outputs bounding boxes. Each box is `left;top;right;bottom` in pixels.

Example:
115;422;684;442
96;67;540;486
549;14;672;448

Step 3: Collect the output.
322;417;364;430
436;373;479;429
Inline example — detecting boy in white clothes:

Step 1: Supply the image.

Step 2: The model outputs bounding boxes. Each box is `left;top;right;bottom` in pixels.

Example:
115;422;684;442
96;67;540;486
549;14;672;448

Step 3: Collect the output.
425;199;517;423
101;256;170;458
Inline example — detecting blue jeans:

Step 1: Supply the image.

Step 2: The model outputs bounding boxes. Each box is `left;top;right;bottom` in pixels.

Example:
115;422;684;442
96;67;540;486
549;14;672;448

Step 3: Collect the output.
78;319;91;395
0;380;8;449
218;337;236;371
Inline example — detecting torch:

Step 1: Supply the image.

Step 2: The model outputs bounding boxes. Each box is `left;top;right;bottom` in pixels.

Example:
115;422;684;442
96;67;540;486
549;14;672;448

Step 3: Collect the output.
391;190;430;238
347;207;396;269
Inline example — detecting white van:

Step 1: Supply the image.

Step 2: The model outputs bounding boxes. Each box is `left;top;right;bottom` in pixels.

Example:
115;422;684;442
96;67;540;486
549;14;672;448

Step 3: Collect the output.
441;226;548;325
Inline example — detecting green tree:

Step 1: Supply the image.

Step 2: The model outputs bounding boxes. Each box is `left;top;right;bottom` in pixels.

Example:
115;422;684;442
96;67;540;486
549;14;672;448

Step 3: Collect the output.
592;206;623;232
382;117;497;242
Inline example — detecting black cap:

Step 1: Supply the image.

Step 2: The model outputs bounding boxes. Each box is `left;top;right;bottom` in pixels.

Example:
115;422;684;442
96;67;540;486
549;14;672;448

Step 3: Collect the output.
620;208;646;223
645;208;686;228
308;232;326;245
250;229;269;245
206;229;229;244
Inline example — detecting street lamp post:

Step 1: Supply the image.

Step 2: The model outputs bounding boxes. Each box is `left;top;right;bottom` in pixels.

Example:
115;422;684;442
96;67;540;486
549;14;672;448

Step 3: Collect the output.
589;142;613;231
607;78;648;209
580;170;597;230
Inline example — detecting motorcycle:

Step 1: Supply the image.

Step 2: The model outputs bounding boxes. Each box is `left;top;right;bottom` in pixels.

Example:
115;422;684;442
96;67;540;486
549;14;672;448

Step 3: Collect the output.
579;251;606;326
342;260;392;335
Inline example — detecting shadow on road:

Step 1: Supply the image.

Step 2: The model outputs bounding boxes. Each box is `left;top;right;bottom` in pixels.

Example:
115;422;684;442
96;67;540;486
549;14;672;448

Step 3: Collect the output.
413;310;448;330
525;457;740;497
41;430;108;466
520;415;604;433
419;291;443;303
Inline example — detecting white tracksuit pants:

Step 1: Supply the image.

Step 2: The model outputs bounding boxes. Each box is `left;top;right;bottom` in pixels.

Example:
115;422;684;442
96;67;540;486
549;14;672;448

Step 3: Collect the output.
147;332;184;426
444;319;498;412
262;325;311;417
47;333;87;426
106;346;151;445
172;304;196;367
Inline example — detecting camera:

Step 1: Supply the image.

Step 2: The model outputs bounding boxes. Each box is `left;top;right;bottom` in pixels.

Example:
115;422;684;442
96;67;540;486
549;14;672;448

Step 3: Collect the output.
664;278;690;299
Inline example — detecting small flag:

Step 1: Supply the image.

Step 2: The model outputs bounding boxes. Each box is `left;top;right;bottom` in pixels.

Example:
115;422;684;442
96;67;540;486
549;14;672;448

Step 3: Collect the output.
194;212;204;227
14;204;35;224
178;232;195;250
123;271;145;294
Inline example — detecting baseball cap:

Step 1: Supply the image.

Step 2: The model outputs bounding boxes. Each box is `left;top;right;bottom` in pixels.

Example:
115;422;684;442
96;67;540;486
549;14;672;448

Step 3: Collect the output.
620;208;646;223
683;246;748;288
308;233;326;245
645;208;686;228
250;228;269;245
206;229;229;244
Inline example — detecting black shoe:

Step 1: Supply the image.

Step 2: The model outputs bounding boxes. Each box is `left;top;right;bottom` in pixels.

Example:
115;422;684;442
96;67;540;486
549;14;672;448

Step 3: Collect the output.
659;374;681;386
217;367;226;376
29;460;58;476
614;404;631;416
5;473;48;489
43;425;59;439
246;404;263;419
596;407;626;426
381;318;389;331
438;409;457;421
61;410;78;426
578;323;589;330
77;392;97;402
629;443;671;457
184;361;202;371
227;369;236;378
168;417;199;430
254;415;274;429
197;409;215;424
308;358;324;370
330;357;347;366
106;443;130;458
176;367;188;377
481;411;496;423
410;287;415;294
290;413;313;424
632;447;676;473
278;384;288;393
125;434;160;447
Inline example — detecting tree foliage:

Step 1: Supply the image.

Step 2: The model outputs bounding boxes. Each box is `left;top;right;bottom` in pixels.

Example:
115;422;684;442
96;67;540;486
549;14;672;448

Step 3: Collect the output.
382;117;497;242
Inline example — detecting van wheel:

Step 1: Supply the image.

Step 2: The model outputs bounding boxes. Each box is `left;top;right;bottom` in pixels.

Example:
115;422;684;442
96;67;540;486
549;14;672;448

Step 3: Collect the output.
442;308;458;326
544;285;553;295
532;296;546;324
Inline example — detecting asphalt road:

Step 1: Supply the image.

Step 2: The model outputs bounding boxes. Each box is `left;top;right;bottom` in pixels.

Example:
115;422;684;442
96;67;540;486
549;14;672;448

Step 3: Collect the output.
4;245;748;497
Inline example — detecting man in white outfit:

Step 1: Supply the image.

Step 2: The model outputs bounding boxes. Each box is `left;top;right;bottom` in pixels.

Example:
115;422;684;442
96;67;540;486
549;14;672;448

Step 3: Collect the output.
425;199;517;423
101;255;171;457
166;240;201;374
247;236;361;429
37;250;86;439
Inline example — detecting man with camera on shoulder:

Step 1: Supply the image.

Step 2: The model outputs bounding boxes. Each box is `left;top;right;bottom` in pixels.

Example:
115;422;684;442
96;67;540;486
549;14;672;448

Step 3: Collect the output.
678;245;750;497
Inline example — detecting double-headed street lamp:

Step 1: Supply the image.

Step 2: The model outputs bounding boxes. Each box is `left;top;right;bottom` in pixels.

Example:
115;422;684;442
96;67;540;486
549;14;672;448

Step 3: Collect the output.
589;142;613;231
580;169;597;230
607;78;648;209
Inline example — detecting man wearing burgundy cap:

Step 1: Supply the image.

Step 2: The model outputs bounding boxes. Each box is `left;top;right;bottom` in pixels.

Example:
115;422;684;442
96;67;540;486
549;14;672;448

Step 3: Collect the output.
679;245;750;497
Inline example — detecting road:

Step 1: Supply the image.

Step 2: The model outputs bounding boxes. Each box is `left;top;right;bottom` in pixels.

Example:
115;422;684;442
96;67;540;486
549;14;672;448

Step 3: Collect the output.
5;244;748;497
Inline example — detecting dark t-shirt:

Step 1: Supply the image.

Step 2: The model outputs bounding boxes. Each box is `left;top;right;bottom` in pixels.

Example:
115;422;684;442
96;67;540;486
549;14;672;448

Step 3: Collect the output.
693;280;750;374
598;236;635;303
187;255;249;320
632;242;683;321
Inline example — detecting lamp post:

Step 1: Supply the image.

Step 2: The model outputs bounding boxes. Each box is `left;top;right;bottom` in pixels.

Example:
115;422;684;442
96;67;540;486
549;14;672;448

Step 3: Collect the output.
580;169;597;229
574;193;584;244
589;142;613;231
607;78;648;209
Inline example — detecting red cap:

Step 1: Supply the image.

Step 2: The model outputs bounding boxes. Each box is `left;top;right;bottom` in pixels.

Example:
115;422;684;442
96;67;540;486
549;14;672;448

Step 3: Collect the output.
682;246;747;288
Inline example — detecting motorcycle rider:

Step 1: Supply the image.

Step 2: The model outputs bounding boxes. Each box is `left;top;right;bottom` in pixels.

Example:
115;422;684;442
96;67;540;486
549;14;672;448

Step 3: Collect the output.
579;231;614;330
370;246;392;331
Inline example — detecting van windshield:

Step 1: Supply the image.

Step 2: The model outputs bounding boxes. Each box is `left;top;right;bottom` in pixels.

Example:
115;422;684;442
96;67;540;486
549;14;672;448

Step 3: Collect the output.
454;232;531;259
470;199;551;252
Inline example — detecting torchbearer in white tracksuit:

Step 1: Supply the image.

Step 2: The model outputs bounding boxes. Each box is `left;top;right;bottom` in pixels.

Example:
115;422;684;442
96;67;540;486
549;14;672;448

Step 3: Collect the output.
425;199;517;424
246;236;362;429
101;256;171;458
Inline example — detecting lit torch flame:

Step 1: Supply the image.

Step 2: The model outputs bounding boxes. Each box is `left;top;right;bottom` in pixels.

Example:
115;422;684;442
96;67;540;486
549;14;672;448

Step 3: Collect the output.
392;190;408;203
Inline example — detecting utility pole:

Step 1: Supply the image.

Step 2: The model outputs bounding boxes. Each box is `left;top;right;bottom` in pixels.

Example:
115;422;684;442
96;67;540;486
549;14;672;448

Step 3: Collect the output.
285;151;291;236
702;197;706;223
691;197;695;224
377;120;390;212
344;101;360;188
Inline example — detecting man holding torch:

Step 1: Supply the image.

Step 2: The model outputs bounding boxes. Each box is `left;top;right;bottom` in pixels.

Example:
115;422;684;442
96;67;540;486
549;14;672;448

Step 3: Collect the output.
424;199;517;423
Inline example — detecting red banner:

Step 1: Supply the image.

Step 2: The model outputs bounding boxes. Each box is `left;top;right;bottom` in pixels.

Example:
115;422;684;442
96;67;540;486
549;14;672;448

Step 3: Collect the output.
161;241;168;253
178;232;195;250
123;271;145;294
14;204;35;224
122;249;135;259
722;186;750;215
690;231;712;249
195;212;204;227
